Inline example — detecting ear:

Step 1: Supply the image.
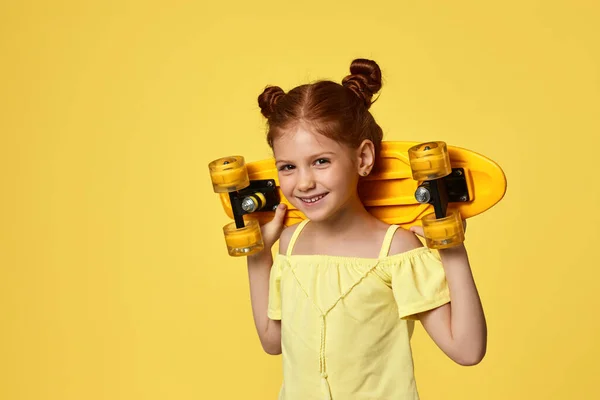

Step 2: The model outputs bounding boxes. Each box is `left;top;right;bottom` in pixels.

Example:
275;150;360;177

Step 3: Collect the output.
356;139;375;176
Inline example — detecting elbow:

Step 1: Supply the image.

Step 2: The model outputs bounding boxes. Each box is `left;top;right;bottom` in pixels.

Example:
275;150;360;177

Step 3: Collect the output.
262;342;282;355
453;346;486;366
455;354;484;366
260;333;282;355
260;319;282;355
451;329;487;366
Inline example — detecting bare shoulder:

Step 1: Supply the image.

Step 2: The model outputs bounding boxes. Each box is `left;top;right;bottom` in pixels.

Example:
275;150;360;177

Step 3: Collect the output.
387;226;424;256
278;222;302;255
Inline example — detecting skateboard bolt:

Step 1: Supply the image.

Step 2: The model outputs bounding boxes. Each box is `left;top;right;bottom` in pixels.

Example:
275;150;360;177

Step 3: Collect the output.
460;195;468;202
415;187;431;203
267;181;274;187
455;170;463;176
241;197;258;212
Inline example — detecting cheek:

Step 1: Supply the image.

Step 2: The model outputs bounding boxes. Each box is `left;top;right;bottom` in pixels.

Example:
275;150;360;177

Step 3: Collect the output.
278;173;294;195
326;166;357;191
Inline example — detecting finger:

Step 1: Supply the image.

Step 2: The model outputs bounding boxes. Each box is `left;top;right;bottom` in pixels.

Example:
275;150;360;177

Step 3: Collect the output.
261;204;287;247
264;203;287;232
274;203;287;223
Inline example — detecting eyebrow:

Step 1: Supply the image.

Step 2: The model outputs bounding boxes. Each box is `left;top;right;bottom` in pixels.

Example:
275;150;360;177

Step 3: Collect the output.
275;152;336;164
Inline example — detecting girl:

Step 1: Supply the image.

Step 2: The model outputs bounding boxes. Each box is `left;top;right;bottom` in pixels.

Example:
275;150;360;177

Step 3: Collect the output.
246;59;487;400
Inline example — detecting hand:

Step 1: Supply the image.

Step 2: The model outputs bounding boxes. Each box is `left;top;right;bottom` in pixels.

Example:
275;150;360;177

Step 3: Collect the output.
259;203;288;250
409;219;467;238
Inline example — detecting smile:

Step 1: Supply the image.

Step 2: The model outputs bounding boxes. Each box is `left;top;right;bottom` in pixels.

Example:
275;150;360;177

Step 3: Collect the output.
298;193;328;205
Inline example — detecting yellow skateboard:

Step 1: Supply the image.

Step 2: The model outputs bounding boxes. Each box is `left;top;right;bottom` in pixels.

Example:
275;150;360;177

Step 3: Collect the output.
209;141;506;256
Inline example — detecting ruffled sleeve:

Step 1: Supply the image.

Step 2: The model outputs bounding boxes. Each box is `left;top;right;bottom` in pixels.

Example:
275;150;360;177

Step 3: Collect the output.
388;248;451;320
267;255;284;320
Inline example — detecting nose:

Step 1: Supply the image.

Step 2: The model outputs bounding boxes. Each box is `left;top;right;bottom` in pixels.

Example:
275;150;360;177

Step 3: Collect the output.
297;169;316;192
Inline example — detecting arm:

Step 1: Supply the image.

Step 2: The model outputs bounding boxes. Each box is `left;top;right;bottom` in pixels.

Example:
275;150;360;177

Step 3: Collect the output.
418;243;487;366
400;223;486;366
245;203;289;355
247;251;282;355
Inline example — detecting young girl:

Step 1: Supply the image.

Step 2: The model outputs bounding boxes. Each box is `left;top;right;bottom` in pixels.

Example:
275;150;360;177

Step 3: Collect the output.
246;59;487;400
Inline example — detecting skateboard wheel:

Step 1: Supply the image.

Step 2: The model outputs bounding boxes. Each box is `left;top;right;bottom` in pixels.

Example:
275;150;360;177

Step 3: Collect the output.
421;210;464;249
408;141;452;181
209;156;250;193
222;218;264;257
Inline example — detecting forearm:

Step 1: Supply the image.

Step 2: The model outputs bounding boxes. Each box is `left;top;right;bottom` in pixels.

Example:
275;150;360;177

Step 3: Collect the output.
439;244;487;363
247;252;282;355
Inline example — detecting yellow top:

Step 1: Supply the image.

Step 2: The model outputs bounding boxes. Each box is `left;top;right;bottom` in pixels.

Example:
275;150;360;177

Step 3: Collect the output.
268;219;451;400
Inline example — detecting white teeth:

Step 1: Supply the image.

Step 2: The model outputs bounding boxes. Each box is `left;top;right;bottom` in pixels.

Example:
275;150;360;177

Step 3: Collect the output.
300;194;325;203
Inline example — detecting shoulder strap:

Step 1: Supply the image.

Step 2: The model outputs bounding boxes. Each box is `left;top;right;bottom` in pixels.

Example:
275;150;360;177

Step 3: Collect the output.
378;225;400;259
286;219;310;256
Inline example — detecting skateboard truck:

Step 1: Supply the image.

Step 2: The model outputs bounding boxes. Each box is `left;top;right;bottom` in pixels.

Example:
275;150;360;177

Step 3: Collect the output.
229;179;280;229
414;168;469;219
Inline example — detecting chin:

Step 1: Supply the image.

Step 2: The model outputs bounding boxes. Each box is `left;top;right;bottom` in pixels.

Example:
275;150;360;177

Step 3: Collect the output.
302;212;328;222
298;209;322;221
294;205;325;221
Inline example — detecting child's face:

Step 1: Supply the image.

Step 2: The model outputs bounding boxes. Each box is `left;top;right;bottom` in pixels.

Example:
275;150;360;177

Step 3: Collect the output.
273;125;361;222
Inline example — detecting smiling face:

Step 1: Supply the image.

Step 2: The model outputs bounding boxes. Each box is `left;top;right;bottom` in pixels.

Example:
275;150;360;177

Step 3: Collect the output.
273;125;366;222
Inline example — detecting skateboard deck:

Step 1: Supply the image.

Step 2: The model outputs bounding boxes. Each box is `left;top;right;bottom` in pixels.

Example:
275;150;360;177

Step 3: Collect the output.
215;141;506;230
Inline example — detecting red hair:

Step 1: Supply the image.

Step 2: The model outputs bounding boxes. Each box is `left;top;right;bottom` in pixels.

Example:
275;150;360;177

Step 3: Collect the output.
258;59;384;167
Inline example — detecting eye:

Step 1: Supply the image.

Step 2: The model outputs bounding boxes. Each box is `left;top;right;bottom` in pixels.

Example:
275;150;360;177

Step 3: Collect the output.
278;164;295;171
314;158;330;166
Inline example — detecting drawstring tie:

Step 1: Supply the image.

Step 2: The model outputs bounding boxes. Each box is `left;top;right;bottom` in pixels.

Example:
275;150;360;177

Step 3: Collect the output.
321;373;332;400
320;315;332;399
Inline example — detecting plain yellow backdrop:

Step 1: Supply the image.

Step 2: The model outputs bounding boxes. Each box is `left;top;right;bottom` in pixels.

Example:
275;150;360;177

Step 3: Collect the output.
1;1;599;399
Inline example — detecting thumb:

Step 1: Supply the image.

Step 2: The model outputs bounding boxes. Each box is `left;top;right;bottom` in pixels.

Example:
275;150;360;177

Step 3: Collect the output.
272;203;287;224
261;203;287;248
275;202;287;212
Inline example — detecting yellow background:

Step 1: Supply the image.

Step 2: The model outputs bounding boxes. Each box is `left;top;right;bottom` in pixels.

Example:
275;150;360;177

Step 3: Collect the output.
1;1;599;399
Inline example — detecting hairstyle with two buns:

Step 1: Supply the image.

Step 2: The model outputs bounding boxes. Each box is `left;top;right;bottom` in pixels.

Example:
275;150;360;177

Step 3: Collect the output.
258;59;384;169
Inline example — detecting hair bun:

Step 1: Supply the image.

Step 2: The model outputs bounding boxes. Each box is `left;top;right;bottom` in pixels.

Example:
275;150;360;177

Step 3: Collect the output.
342;59;382;108
258;86;286;118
